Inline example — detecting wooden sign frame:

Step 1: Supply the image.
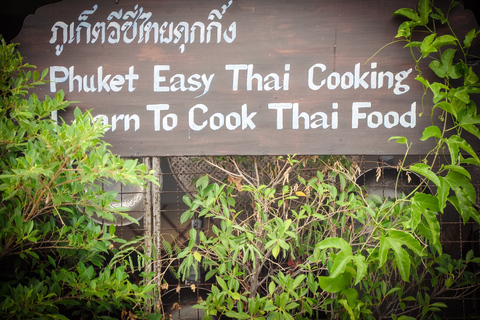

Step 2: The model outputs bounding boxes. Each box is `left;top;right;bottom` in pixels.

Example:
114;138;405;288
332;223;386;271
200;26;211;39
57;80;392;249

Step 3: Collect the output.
14;0;480;156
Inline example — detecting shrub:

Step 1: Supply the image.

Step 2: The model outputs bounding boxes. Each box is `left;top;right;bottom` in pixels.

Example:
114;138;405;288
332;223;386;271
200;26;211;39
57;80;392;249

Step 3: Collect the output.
0;37;158;319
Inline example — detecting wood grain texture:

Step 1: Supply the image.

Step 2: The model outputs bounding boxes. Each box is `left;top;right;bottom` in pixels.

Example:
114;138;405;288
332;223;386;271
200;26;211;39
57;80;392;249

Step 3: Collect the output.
14;0;480;156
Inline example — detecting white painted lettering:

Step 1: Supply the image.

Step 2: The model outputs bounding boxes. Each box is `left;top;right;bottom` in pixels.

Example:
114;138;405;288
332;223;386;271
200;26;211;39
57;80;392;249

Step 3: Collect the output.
189;104;208;131
308;63;326;90
153;65;215;97
50;66;69;92
49;65;138;93
153;65;170;92
352;102;371;129
226;64;289;91
352;102;416;129
146;104;177;131
268;103;292;130
125;66;139;92
188;103;256;131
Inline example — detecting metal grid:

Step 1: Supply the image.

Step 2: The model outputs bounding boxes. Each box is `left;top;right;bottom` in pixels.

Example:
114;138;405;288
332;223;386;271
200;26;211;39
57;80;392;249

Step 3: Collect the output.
134;156;480;319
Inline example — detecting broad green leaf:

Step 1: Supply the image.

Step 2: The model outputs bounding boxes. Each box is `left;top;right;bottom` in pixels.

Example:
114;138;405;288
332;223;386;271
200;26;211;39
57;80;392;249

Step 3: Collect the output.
404;41;422;48
317;237;352;255
415;76;430;88
411;193;439;231
432;35;457;50
353;255;367;285
380;231;424;282
330;251;353;278
420;126;442;141
464;66;480;86
452;87;471;104
391;244;411;282
318;273;351;293
430;82;449;103
389;230;425;257
443;164;471;180
429;48;458;79
392;8;420;21
446;135;479;165
458;106;480;139
437;177;450;213
409;163;440;188
196;174;209;190
417;214;442;254
463;28;478;49
379;234;392;267
339;299;355;320
216;276;228;291
420;33;437;58
444;171;477;222
418;0;432;25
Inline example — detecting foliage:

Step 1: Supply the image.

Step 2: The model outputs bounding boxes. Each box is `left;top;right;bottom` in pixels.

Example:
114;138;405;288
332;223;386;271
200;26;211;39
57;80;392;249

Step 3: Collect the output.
0;37;159;319
174;0;480;319
391;0;480;226
176;155;480;319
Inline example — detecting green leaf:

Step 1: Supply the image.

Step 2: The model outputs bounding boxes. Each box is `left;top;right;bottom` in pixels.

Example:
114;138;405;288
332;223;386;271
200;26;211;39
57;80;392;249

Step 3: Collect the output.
446;135;479;165
389;136;408;145
430;302;448;308
420;126;442;141
317;237;352;255
318;273;352;293
432;35;457;50
225;311;250;319
272;243;281;259
193;251;202;262
418;0;432;25
330;251;353;278
392;8;421;21
339;299;355;320
389;230;425;257
430;82;449;103
180;210;193;225
392;245;411;282
429;48;458;79
463;28;478;49
404;41;422;48
458;106;480;139
352;254;367;285
285;302;299;310
444;171;477;222
379;231;425;282
443;164;471;180
196;174;209;190
420;33;437;58
409;163;440;188
292;274;306;289
445;276;453;288
433;101;457;117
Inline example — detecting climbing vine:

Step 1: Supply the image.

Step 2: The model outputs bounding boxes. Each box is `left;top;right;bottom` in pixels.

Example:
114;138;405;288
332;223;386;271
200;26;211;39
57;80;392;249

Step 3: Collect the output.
172;1;480;319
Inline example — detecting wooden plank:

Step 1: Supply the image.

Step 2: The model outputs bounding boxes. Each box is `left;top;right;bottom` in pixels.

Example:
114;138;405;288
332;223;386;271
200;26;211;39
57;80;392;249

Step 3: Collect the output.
14;0;480;156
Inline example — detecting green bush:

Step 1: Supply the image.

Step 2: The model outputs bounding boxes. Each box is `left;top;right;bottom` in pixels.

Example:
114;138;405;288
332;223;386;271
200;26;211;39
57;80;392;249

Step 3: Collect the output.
0;37;158;319
175;1;480;318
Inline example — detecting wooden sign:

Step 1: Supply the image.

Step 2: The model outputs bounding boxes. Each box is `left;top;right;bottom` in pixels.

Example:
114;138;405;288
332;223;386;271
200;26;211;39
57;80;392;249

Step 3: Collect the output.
14;0;479;156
